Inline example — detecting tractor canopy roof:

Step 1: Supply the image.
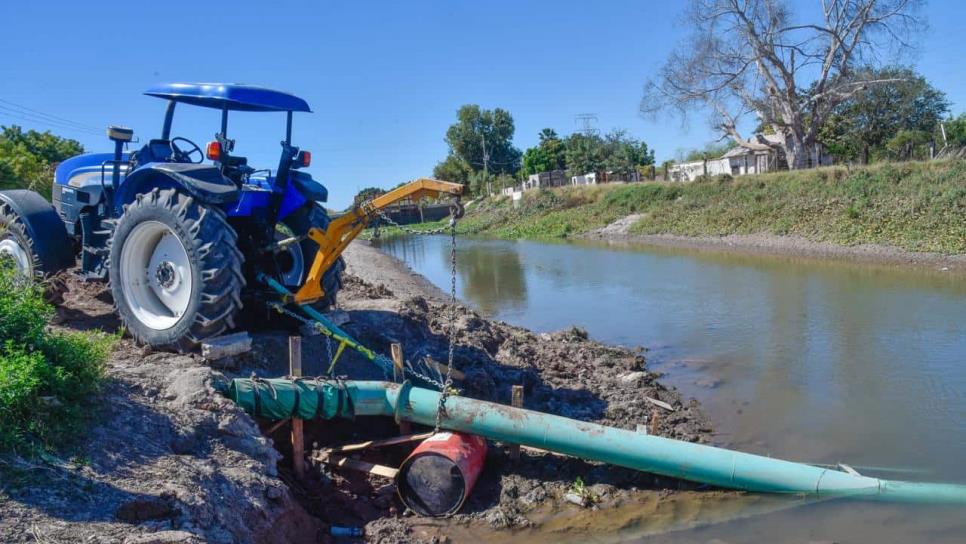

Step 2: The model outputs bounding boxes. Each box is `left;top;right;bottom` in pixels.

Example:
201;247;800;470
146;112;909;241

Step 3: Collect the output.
144;83;311;113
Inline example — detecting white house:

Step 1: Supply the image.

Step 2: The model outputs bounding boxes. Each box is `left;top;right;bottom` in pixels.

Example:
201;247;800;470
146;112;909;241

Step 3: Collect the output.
670;134;832;182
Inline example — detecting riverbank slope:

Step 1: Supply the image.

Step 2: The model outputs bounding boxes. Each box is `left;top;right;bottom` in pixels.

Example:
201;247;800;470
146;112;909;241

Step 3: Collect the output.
420;160;965;269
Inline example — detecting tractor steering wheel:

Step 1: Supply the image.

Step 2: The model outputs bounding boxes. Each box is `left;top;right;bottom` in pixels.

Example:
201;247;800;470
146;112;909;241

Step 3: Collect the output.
170;137;204;164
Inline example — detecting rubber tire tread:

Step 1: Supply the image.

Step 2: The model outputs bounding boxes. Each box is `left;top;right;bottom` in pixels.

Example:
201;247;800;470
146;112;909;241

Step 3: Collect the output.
108;188;245;352
0;201;45;279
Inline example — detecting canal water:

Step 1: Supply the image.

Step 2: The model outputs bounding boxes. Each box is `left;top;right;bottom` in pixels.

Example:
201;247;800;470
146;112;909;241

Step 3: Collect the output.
373;234;966;543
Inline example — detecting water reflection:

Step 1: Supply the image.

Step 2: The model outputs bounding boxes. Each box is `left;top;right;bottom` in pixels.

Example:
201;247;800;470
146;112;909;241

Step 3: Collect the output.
373;234;966;542
451;241;528;315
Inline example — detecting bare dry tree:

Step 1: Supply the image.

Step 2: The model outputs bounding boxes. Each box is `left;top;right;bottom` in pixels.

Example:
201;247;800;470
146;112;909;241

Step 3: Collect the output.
643;0;924;169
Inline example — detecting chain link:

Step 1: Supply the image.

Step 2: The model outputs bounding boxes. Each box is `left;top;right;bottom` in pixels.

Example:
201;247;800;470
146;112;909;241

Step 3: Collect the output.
434;214;459;433
372;201;462;432
269;301;447;388
374;207;455;236
272;201;463;432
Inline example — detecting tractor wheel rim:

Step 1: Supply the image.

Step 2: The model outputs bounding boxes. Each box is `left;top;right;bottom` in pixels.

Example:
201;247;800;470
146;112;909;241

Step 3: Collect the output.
119;221;192;331
276;230;305;287
0;238;32;276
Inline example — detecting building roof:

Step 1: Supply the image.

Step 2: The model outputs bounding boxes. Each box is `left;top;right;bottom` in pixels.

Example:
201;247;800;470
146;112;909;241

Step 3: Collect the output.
144;83;312;112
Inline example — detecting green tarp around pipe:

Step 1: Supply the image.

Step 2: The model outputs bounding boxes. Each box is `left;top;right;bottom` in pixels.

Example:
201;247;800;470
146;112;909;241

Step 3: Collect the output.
227;378;966;505
227;378;355;421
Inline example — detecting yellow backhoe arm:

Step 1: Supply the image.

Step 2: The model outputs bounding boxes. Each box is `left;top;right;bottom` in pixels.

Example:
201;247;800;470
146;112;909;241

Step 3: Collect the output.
293;178;463;304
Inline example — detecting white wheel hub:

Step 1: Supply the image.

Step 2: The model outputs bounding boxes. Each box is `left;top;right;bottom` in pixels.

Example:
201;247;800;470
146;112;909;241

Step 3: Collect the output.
119;221;193;330
0;238;32;276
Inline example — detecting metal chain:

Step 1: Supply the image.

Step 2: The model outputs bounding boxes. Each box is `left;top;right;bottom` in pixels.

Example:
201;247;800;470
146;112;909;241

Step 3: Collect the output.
374;207;454;236
270;202;462;432
434;214;459;433
268;301;447;388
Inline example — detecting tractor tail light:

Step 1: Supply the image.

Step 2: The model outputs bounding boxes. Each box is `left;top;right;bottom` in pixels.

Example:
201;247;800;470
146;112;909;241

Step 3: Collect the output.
300;150;311;168
206;141;221;161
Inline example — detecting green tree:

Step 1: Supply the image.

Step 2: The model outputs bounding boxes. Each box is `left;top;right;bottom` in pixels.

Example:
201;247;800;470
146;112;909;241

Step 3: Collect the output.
0;126;84;199
352;186;385;206
819;67;949;163
432;154;472;185
563;133;605;175
601;129;655;175
521;129;567;177
942;113;966;148
443;105;521;181
682;141;736;162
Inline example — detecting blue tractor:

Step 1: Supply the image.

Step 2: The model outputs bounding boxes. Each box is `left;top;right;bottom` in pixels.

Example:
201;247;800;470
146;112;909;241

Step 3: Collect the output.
0;83;349;350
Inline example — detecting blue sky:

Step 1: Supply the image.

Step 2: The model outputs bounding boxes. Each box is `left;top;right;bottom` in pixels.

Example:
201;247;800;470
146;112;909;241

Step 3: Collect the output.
1;0;963;208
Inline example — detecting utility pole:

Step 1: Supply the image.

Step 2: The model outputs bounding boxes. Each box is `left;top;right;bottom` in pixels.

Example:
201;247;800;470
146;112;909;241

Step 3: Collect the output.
481;131;491;197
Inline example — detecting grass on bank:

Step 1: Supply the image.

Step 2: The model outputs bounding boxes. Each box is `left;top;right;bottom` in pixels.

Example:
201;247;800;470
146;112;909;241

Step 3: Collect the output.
0;261;115;455
380;160;965;255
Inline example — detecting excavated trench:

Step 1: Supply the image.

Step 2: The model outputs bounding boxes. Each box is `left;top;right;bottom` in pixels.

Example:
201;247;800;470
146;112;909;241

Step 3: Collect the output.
0;242;714;543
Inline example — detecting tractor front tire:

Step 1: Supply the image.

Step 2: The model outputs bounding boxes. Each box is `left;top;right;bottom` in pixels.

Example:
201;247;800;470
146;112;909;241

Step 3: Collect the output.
0;201;44;279
109;188;245;351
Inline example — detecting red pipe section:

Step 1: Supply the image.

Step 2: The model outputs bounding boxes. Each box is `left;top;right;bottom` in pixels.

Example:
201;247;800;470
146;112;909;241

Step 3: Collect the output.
396;432;487;516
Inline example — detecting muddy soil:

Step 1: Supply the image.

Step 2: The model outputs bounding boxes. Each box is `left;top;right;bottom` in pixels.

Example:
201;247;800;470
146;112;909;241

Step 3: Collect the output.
0;241;712;543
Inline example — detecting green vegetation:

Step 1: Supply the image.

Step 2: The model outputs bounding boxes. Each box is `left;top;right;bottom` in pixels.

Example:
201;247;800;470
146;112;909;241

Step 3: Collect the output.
0;126;84;200
0;263;114;454
819;67;950;163
414;160;965;255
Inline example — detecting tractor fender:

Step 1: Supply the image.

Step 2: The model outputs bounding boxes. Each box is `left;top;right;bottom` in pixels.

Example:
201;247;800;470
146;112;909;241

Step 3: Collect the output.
115;163;239;210
0;189;75;274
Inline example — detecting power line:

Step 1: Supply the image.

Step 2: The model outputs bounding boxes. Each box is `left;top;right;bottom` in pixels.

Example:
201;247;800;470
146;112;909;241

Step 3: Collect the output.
0;106;103;137
0;97;103;133
0;98;104;137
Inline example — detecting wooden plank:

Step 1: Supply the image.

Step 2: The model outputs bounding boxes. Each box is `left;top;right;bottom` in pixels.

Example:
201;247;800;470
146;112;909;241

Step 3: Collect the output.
201;331;251;360
320;454;399;479
320;433;433;455
391;343;404;383
519;445;569;458
390;343;412;434
289;336;305;478
509;385;524;461
424;356;467;381
644;396;675;412
264;418;291;435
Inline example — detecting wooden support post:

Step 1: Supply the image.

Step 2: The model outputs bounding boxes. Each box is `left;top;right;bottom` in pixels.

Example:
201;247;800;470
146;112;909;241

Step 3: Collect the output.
509;385;524;460
390;343;412;435
391;343;404;383
289;336;305;478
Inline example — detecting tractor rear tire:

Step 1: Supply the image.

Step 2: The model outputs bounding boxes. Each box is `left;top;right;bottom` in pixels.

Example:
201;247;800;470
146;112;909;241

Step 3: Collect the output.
109;188;245;352
277;203;345;309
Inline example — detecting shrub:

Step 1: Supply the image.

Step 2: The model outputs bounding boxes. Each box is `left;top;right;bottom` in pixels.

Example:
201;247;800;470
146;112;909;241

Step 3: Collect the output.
0;261;114;453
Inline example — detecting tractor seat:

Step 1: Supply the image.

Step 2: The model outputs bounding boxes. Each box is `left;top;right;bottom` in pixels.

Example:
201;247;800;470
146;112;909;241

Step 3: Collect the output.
134;139;174;165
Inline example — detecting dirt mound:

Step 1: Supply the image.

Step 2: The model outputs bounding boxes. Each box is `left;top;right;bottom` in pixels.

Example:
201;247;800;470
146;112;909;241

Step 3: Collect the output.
0;275;321;544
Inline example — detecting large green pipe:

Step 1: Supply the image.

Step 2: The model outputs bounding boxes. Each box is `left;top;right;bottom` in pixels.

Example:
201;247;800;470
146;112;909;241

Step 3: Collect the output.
232;379;966;504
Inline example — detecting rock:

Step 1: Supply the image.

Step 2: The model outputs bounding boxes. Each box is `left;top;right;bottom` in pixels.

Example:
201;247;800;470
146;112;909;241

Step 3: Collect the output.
217;413;252;437
164;367;212;407
564;492;588;507
620;371;647;385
